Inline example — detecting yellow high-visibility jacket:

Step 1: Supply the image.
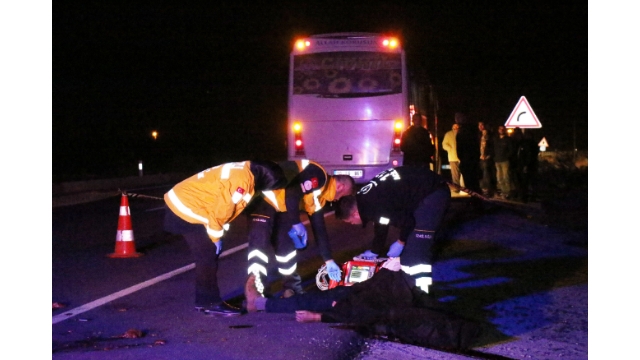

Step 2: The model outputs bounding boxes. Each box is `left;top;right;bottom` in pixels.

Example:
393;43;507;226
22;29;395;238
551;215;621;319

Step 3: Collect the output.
164;161;285;243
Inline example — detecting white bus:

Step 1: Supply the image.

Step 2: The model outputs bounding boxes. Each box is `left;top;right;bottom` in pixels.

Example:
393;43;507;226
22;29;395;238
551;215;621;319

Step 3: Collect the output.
287;32;410;183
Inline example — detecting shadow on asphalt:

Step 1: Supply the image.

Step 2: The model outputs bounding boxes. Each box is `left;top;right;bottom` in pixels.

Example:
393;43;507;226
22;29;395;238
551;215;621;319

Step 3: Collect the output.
427;176;588;350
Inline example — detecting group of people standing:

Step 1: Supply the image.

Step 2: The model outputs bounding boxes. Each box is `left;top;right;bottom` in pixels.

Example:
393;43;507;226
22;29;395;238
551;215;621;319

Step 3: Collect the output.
442;113;539;203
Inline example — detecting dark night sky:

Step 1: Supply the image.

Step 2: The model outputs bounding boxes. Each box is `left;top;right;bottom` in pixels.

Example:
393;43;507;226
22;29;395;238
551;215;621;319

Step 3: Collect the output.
51;0;588;181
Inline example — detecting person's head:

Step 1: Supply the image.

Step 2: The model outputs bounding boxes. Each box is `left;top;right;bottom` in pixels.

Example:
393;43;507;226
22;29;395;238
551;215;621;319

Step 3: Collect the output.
335;195;361;224
478;121;485;132
498;125;506;136
452;124;460;132
454;112;467;124
510;127;522;140
332;175;356;200
411;113;423;127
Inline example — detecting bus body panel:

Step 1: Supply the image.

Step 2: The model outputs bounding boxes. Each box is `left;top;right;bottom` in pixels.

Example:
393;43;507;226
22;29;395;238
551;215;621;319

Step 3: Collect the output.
289;93;406;121
297;119;394;164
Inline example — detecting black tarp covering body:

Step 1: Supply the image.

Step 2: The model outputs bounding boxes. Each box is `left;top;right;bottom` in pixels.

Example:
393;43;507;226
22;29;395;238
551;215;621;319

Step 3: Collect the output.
320;269;483;351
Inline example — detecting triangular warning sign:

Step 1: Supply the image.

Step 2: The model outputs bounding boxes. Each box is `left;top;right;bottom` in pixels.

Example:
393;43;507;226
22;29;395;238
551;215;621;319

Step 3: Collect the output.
538;137;549;147
505;96;542;128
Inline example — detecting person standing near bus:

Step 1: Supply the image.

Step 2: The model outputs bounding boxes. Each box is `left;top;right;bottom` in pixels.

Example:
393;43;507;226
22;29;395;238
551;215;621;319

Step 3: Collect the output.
494;125;514;199
478;121;496;197
455;112;483;211
163;160;287;316
401;112;435;168
442;123;461;190
245;160;356;299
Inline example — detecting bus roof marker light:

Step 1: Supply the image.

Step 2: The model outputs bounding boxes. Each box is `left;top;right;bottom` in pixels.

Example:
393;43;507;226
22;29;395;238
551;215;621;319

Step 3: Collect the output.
382;38;399;49
295;40;310;51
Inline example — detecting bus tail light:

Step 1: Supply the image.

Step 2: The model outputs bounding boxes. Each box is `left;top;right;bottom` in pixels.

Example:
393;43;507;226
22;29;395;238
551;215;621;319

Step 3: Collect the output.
293;122;305;155
392;120;403;152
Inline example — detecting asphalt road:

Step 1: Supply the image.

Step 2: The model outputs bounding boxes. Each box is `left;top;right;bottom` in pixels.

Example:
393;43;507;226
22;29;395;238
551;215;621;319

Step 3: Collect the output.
52;179;588;359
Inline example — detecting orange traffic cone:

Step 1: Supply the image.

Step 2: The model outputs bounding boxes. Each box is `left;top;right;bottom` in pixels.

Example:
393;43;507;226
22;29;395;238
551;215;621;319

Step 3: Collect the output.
108;193;143;258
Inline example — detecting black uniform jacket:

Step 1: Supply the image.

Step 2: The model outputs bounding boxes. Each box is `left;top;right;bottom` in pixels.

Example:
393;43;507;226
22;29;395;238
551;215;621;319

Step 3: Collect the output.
356;166;445;250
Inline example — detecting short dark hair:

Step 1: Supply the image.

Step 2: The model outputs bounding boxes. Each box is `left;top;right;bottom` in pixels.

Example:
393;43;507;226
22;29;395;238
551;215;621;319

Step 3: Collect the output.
334;175;356;195
335;195;358;220
411;113;422;126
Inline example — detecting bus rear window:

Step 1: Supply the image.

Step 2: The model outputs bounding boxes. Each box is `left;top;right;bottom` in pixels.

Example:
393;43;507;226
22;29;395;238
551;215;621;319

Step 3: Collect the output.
293;52;402;96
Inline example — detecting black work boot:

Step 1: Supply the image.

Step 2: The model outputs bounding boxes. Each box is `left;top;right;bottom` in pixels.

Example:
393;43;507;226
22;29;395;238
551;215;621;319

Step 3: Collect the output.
281;273;304;298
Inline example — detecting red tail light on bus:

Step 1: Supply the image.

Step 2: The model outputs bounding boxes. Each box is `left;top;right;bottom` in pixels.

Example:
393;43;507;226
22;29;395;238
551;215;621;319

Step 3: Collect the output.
293;121;305;155
392;120;403;152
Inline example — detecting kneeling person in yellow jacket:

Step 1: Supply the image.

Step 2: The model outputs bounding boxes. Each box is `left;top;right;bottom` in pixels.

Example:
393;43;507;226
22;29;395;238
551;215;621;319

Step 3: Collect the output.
164;160;287;316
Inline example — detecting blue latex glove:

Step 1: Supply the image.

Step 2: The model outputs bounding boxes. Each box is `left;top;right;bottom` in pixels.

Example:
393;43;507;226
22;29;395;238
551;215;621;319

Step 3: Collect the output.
387;241;405;257
325;260;342;281
358;250;379;260
215;240;223;255
288;223;308;249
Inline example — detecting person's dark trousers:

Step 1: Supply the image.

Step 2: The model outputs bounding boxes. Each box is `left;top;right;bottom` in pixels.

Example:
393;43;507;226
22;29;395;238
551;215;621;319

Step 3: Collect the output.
509;163;519;198
459;160;481;195
400;185;451;291
273;211;304;294
517;165;538;203
247;199;276;296
164;205;221;306
248;198;303;295
479;159;495;195
265;286;352;313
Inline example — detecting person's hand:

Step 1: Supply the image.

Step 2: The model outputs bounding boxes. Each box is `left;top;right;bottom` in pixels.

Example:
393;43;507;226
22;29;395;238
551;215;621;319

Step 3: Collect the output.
325;260;342;281
358;249;378;260
215;240;223;255
381;257;402;271
296;310;322;323
288;223;308;249
387;240;405;257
